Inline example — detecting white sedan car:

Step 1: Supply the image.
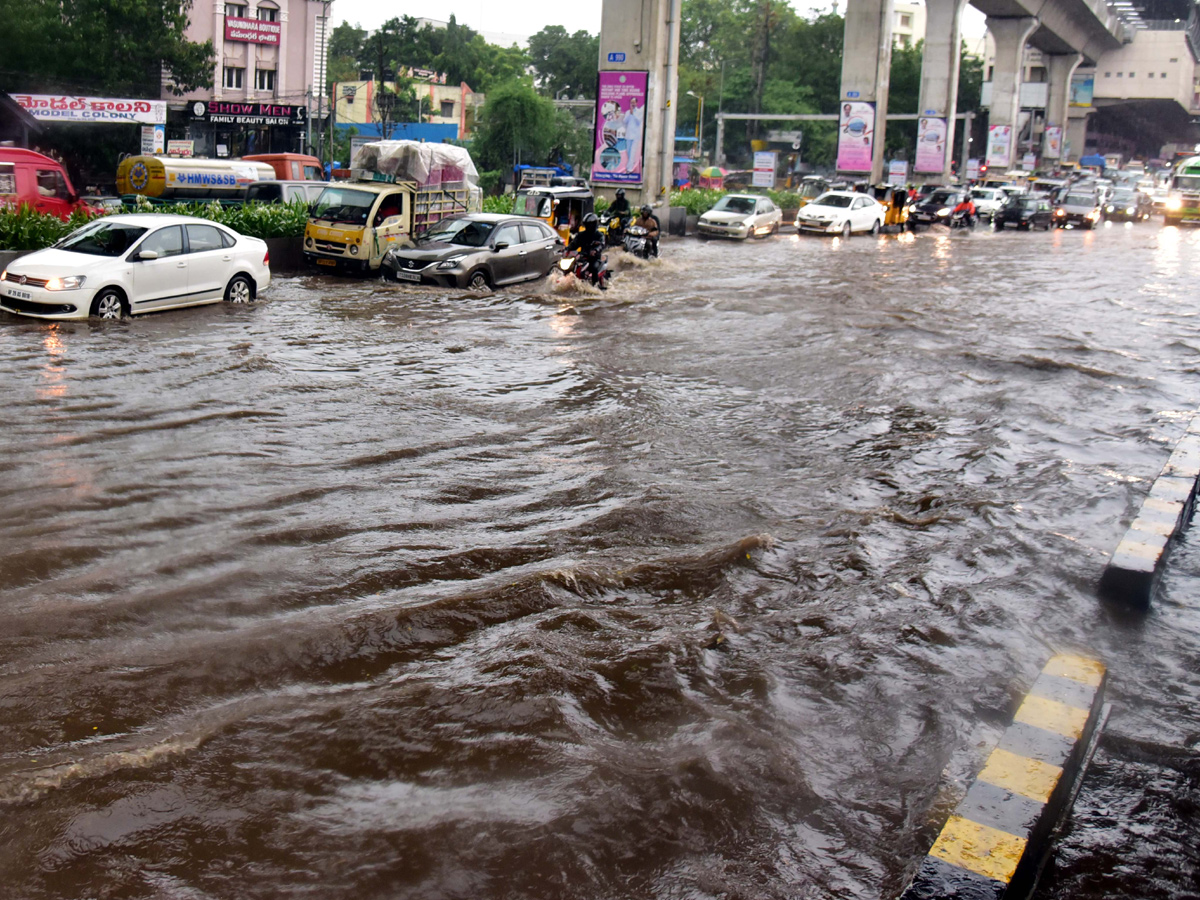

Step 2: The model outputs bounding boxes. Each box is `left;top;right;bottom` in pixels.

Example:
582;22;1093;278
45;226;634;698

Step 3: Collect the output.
794;191;886;237
0;214;270;320
697;194;783;239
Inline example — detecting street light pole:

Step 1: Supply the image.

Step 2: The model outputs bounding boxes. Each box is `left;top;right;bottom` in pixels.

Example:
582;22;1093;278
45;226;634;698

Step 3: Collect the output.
686;90;704;161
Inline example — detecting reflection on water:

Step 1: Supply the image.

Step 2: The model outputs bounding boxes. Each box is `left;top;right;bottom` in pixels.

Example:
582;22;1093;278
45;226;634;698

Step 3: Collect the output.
0;228;1197;899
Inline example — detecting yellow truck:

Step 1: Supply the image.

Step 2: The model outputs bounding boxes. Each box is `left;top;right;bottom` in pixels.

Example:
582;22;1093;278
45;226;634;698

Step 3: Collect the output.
303;141;481;274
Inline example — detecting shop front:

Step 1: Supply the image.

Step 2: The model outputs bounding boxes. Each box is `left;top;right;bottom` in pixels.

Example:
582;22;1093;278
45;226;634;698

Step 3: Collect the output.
184;100;307;159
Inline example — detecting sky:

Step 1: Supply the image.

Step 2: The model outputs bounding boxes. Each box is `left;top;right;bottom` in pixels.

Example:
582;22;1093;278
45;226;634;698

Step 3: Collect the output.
330;1;986;53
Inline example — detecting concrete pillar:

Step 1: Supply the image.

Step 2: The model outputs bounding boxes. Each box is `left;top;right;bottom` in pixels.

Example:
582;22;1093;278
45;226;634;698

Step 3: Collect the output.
839;0;894;183
597;0;681;222
918;0;968;182
1043;52;1082;162
986;16;1039;171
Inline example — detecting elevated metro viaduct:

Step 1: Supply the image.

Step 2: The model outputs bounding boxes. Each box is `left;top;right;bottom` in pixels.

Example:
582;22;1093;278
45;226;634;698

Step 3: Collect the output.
841;0;1128;182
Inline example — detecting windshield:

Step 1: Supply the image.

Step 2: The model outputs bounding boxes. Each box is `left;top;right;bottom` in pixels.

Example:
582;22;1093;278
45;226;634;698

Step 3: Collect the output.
1111;190;1136;202
799;182;825;199
712;196;756;214
1064;194;1095;206
311;187;375;224
813;193;853;208
927;190;956;205
420;218;495;247
55;220;148;257
1173;175;1200;191
971;189;995;200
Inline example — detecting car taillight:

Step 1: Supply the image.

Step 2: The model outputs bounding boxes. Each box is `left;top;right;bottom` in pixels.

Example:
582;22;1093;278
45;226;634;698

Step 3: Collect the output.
263;249;270;266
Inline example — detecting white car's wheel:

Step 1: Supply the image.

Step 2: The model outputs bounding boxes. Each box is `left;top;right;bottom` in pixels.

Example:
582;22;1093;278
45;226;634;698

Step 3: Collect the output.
224;274;254;304
841;220;852;239
870;218;881;236
90;288;127;319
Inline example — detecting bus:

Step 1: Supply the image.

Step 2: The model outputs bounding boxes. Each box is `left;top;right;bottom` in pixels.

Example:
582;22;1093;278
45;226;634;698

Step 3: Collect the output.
1163;155;1200;226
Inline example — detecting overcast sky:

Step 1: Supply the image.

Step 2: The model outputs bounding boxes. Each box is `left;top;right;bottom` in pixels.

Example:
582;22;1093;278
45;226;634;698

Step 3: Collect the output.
329;0;985;52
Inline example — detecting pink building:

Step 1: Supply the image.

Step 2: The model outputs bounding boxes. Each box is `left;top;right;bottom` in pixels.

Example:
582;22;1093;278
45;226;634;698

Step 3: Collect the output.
164;1;333;158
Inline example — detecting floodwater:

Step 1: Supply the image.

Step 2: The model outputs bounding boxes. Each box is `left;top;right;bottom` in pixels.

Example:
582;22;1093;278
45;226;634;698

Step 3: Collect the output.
1;222;1198;899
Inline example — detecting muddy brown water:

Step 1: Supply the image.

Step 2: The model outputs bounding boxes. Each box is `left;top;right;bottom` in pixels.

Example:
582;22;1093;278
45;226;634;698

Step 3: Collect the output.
1;224;1198;899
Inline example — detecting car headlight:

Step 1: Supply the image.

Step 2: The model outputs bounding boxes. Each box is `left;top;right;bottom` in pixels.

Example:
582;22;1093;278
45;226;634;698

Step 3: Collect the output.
936;207;950;217
1126;206;1135;215
0;268;6;281
1055;208;1065;216
1167;196;1183;210
436;258;463;270
46;275;86;291
349;244;359;255
1106;205;1114;212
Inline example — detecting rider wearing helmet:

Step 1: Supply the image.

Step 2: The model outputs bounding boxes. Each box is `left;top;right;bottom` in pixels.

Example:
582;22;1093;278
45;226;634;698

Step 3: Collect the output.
634;204;660;257
567;212;608;288
610;188;631;220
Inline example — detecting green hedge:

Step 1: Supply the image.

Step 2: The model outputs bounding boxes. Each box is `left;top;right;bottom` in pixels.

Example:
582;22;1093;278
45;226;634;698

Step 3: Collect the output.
0;199;310;251
668;187;806;216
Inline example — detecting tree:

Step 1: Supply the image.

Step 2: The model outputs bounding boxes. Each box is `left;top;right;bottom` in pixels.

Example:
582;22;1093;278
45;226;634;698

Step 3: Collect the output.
469;79;562;173
527;26;600;99
2;0;214;97
328;22;367;88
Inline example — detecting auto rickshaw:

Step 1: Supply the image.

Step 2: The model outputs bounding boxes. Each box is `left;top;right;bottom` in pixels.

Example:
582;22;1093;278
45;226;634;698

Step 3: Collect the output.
796;175;831;208
873;183;911;230
513;185;595;242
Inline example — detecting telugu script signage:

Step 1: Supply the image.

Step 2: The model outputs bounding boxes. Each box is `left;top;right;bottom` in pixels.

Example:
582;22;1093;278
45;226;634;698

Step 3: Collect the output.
189;101;307;127
13;93;166;125
224;16;281;46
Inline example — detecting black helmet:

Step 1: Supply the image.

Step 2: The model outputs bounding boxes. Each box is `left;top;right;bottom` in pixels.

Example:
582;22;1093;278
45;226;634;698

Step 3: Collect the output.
615;189;625;199
640;205;652;217
582;212;599;228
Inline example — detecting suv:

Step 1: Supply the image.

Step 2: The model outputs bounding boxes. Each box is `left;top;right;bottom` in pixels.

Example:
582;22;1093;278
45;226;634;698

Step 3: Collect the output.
994;196;1054;230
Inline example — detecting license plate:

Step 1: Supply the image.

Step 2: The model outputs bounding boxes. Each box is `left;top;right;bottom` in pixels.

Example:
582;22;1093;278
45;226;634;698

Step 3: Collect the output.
396;270;421;282
316;258;337;267
5;288;31;300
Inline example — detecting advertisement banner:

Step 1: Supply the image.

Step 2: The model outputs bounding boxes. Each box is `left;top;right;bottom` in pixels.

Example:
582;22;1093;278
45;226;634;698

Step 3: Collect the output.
888;159;909;186
140;125;165;155
592;71;648;184
914;116;947;174
224;15;281;46
965;157;980;180
836;100;875;172
167;140;194;158
1044;125;1063;159
752;151;777;188
986;125;1012;169
1069;73;1094;108
190;101;307;127
13;93;166;125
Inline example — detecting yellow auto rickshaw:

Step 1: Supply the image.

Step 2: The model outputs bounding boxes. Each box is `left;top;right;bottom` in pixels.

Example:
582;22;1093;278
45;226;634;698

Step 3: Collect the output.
873;184;911;229
513;185;595;242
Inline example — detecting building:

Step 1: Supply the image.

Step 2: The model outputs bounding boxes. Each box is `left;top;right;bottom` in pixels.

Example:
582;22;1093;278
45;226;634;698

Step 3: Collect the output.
894;2;928;49
165;0;333;158
332;77;483;140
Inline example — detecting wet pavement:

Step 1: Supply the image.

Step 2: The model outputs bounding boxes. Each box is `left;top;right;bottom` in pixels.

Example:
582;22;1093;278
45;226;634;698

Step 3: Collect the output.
1;222;1198;899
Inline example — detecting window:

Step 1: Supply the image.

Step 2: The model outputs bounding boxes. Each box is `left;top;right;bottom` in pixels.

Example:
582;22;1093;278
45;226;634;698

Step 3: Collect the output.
1162;73;1168;78
493;224;522;247
1117;72;1123;77
255;68;275;92
899;13;912;27
257;5;279;21
1170;57;1179;62
224;66;244;89
36;169;69;199
1029;66;1046;82
140;226;184;258
0;164;14;196
519;223;545;244
1129;71;1135;77
1104;72;1111;77
186;224;225;253
440;100;455;117
225;3;247;16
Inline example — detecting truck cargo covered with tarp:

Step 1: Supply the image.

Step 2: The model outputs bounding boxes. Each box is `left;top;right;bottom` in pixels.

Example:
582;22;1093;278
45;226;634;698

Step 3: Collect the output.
348;141;481;229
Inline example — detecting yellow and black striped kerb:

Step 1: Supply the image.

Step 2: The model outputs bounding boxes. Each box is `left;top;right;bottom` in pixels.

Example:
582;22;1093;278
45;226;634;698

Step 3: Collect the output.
898;654;1107;900
1099;415;1200;608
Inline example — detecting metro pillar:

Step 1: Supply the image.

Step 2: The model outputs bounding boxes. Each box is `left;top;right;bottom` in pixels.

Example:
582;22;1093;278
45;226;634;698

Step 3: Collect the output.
1044;52;1083;163
986;16;1039;171
598;0;682;222
917;0;968;182
838;0;894;183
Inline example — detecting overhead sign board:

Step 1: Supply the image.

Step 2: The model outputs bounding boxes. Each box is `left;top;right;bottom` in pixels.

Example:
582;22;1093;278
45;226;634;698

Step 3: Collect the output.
767;130;803;143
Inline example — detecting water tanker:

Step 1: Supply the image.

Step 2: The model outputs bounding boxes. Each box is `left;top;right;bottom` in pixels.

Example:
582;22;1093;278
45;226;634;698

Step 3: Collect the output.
116;156;275;201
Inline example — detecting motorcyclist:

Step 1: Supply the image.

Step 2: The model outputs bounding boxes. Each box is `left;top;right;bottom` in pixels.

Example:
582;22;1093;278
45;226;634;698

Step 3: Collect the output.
633;204;660;257
951;192;977;227
566;212;608;289
609;188;631;220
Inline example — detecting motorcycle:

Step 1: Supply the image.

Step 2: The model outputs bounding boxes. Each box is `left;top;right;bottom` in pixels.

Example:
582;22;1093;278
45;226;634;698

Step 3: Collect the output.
949;202;977;230
622;224;657;259
598;211;627;247
557;250;610;290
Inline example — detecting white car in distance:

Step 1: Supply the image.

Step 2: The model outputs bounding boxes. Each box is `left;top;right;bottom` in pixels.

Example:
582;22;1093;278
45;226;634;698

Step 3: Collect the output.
794;191;886;237
697;194;783;239
0;213;271;320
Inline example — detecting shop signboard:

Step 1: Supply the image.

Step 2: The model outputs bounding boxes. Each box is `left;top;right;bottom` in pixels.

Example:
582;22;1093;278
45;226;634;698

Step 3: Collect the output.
140;125;165;155
592;71;648;184
167;140;194;158
190;101;307;127
224;15;281;46
914;116;947;174
836;100;875;172
13;93;166;125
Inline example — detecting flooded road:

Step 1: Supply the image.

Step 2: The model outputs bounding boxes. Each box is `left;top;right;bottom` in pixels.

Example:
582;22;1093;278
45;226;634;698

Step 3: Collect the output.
1;222;1198;899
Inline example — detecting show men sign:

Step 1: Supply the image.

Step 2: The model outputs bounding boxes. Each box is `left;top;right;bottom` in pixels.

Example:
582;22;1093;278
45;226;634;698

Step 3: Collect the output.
189;101;307;128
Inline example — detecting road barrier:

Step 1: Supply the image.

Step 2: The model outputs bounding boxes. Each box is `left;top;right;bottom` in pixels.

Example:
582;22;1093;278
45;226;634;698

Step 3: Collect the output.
899;654;1108;900
1098;416;1200;608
